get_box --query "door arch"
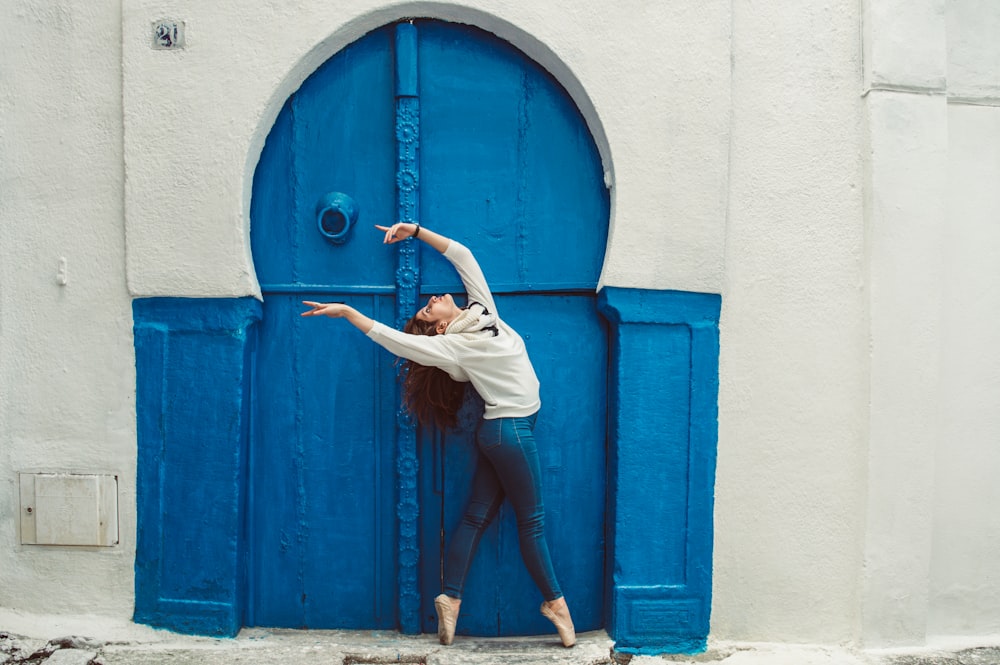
[249,19,609,635]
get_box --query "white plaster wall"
[121,0,732,298]
[0,2,137,617]
[862,89,947,647]
[713,0,868,643]
[858,0,948,647]
[929,101,1000,639]
[856,0,1000,646]
[926,0,1000,638]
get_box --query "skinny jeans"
[442,412,563,602]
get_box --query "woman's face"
[415,293,460,328]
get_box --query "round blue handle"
[315,192,359,244]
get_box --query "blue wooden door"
[250,20,608,634]
[249,26,400,629]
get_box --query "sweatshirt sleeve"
[366,320,458,369]
[444,242,497,315]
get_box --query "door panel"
[251,294,398,628]
[252,26,397,290]
[291,28,397,288]
[249,25,400,628]
[417,21,608,292]
[511,295,607,635]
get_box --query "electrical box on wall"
[19,473,119,547]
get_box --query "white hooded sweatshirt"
[366,241,541,419]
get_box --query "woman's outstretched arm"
[301,300,458,369]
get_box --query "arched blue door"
[250,20,609,635]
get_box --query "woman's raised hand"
[375,222,417,244]
[375,222,450,254]
[301,301,348,318]
[300,301,376,334]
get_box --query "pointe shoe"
[540,600,576,647]
[434,594,458,645]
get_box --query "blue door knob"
[315,192,359,244]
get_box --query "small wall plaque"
[20,472,119,547]
[152,20,185,50]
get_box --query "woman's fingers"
[301,301,327,316]
[374,222,411,244]
[301,301,352,318]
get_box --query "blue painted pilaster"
[598,287,721,654]
[133,297,261,636]
[394,20,422,634]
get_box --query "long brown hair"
[399,316,465,430]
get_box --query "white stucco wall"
[857,0,1000,646]
[2,0,1000,651]
[0,2,137,617]
[713,0,867,643]
[930,101,1000,639]
[928,0,1000,639]
[860,0,947,647]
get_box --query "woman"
[301,222,576,648]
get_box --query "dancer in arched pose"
[301,222,575,648]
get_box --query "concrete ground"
[1,612,998,665]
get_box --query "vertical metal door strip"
[393,21,422,633]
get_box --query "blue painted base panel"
[598,287,721,653]
[133,297,261,638]
[610,586,709,655]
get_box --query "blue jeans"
[442,412,563,602]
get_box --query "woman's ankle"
[545,597,568,612]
